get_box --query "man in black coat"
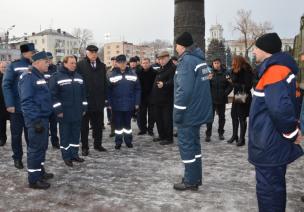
[0,62,9,146]
[137,58,156,136]
[77,45,107,156]
[150,51,176,145]
[205,58,233,142]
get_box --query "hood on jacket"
[180,47,205,61]
[257,52,298,78]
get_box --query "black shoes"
[126,143,133,148]
[115,144,121,150]
[29,180,50,190]
[236,139,245,147]
[219,134,225,140]
[173,182,199,191]
[205,136,211,142]
[82,149,89,156]
[94,145,107,152]
[0,139,6,146]
[14,160,24,169]
[72,157,85,163]
[153,137,163,142]
[227,136,238,144]
[148,131,154,136]
[52,142,60,149]
[160,140,173,145]
[64,160,73,167]
[42,171,54,180]
[301,196,304,202]
[138,131,146,135]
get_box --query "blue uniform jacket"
[173,47,213,127]
[49,66,87,122]
[2,57,31,112]
[107,67,141,111]
[249,52,303,167]
[18,67,53,127]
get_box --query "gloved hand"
[33,120,44,134]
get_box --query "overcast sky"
[0,0,303,44]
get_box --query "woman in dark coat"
[227,56,253,146]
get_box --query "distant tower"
[174,0,205,51]
[209,24,224,41]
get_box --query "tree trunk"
[174,0,205,51]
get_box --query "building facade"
[103,41,155,67]
[27,29,80,62]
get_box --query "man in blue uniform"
[173,32,213,191]
[19,51,54,189]
[44,52,60,149]
[49,56,87,167]
[249,33,303,211]
[2,43,35,169]
[108,55,141,149]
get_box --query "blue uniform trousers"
[27,118,49,184]
[255,165,287,212]
[49,112,59,145]
[177,125,202,185]
[113,111,133,145]
[59,120,81,160]
[10,113,28,160]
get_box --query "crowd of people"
[0,31,304,211]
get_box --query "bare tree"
[233,9,272,59]
[72,28,94,57]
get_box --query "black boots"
[173,182,199,191]
[227,135,238,144]
[29,180,50,190]
[14,160,24,169]
[0,139,6,146]
[236,120,247,147]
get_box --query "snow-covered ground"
[0,110,304,212]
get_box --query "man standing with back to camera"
[173,32,213,191]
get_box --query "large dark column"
[174,0,205,51]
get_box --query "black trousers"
[206,104,226,136]
[0,118,7,141]
[154,104,173,141]
[81,111,103,149]
[138,99,155,133]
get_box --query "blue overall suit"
[174,48,213,185]
[49,66,87,161]
[108,67,141,147]
[18,67,53,184]
[2,57,31,161]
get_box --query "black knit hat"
[176,32,194,47]
[255,33,282,54]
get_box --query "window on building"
[116,45,120,48]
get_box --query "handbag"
[234,86,248,104]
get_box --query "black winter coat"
[209,68,233,104]
[77,57,107,112]
[150,60,176,106]
[137,67,156,102]
[231,66,253,118]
